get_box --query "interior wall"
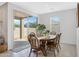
[77,28,79,56]
[0,3,14,50]
[39,9,77,44]
[7,3,14,50]
[0,3,8,44]
[0,9,2,36]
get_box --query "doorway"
[13,10,29,49]
[13,10,38,50]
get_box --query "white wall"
[0,3,14,50]
[7,3,14,50]
[0,3,8,44]
[77,28,79,56]
[0,9,2,36]
[39,9,77,44]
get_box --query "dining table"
[37,35,56,56]
[38,35,56,40]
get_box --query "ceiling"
[0,2,5,6]
[0,2,77,15]
[12,2,77,15]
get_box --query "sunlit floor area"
[0,43,77,57]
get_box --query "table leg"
[40,40,47,56]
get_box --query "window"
[50,16,60,24]
[24,16,38,28]
[14,19,20,39]
[14,19,20,28]
[50,16,61,33]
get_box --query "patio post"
[20,17,24,39]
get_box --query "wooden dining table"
[38,35,56,40]
[37,35,56,56]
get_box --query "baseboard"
[60,41,76,45]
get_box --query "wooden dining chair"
[28,32,47,57]
[56,33,62,50]
[46,33,61,56]
[46,38,57,56]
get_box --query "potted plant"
[36,24,46,36]
[43,30,50,36]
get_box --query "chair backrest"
[56,33,62,44]
[49,31,56,35]
[28,32,39,48]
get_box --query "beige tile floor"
[0,43,77,57]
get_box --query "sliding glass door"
[14,16,38,40]
[14,19,20,40]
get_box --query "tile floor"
[0,43,77,57]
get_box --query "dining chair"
[49,31,56,35]
[46,33,61,56]
[56,33,62,53]
[46,38,57,56]
[27,32,47,57]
